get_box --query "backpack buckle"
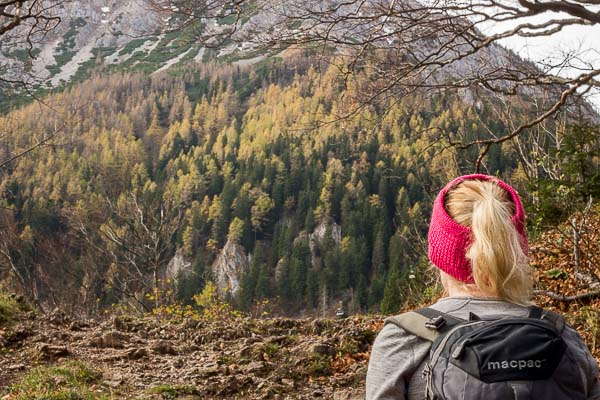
[425,316,446,330]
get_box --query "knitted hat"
[427,174,528,283]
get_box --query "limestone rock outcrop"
[211,239,250,296]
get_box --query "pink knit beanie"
[427,174,528,283]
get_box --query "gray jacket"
[366,297,600,400]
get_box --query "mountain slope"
[0,0,271,94]
[0,0,534,95]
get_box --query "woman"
[366,174,600,400]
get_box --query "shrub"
[151,281,243,322]
[0,293,28,325]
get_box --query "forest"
[0,52,598,317]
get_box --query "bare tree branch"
[534,289,600,302]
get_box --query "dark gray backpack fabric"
[386,306,587,400]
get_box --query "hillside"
[0,0,297,92]
[0,0,272,112]
[0,53,522,316]
[1,43,599,318]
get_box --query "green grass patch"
[176,46,201,64]
[148,384,199,399]
[6,361,108,400]
[53,50,77,68]
[306,354,333,376]
[545,268,568,279]
[45,64,62,75]
[262,342,280,358]
[91,47,118,58]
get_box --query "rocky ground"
[0,305,377,399]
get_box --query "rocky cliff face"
[213,221,342,297]
[2,1,161,86]
[211,239,250,296]
[309,220,342,258]
[1,0,267,90]
[165,249,193,284]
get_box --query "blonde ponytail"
[446,180,532,305]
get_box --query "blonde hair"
[445,180,532,305]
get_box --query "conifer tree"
[380,265,403,315]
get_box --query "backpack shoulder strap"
[385,307,467,342]
[528,305,566,333]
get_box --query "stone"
[125,347,148,360]
[266,335,288,345]
[281,378,295,387]
[151,340,177,355]
[197,366,220,378]
[47,308,69,325]
[90,330,130,348]
[113,316,129,331]
[166,249,193,285]
[1,326,32,347]
[68,321,89,331]
[243,361,267,374]
[237,345,253,358]
[211,238,250,296]
[310,342,335,356]
[183,319,200,330]
[104,374,124,388]
[6,363,26,371]
[37,343,70,359]
[172,358,184,368]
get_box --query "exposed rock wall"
[308,220,342,269]
[165,249,193,284]
[1,0,159,85]
[211,239,250,296]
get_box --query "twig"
[534,289,600,302]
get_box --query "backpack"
[386,306,587,400]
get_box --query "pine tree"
[227,217,245,243]
[277,257,292,302]
[394,187,410,228]
[255,262,270,299]
[388,231,406,274]
[306,267,318,309]
[380,265,403,315]
[251,192,275,233]
[371,226,387,277]
[368,276,385,311]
